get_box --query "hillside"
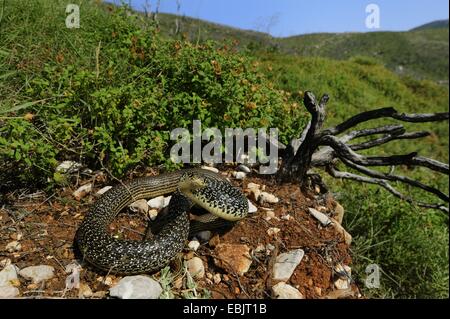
[153,12,449,82]
[412,19,449,31]
[1,0,448,299]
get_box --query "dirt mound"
[0,169,359,299]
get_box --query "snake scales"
[75,168,249,274]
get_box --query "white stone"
[237,164,251,173]
[334,278,350,290]
[246,182,261,190]
[96,186,112,196]
[213,273,221,284]
[148,209,159,221]
[55,161,83,174]
[186,257,205,279]
[5,241,21,253]
[147,196,165,209]
[259,192,279,204]
[248,200,258,213]
[72,184,92,200]
[267,227,281,236]
[308,208,331,226]
[200,166,219,173]
[331,218,352,245]
[163,196,172,207]
[334,264,352,290]
[272,282,304,299]
[65,261,82,273]
[0,285,19,298]
[0,259,11,268]
[109,276,162,299]
[333,202,345,225]
[264,210,278,221]
[273,249,305,281]
[129,199,149,215]
[19,265,55,283]
[78,283,93,298]
[187,240,201,251]
[0,265,18,287]
[281,214,291,221]
[232,171,246,180]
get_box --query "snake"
[75,168,249,274]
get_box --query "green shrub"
[0,3,307,187]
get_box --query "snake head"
[178,171,207,193]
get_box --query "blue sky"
[109,0,449,37]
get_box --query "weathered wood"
[277,91,449,213]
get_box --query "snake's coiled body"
[75,169,248,274]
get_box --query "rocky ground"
[0,163,360,299]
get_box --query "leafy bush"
[0,3,308,188]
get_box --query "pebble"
[200,166,219,173]
[95,186,112,196]
[0,285,19,298]
[247,182,261,190]
[264,210,277,221]
[6,241,21,253]
[0,264,18,287]
[214,244,252,275]
[333,202,345,225]
[314,287,322,296]
[19,265,55,283]
[78,283,93,298]
[281,214,291,221]
[330,218,352,245]
[147,196,165,209]
[129,199,149,215]
[308,208,331,226]
[237,164,251,173]
[109,276,162,299]
[334,264,352,290]
[186,257,205,279]
[187,240,201,251]
[0,259,11,268]
[273,249,305,281]
[148,209,159,221]
[247,200,258,213]
[73,183,92,200]
[213,273,221,284]
[55,161,83,174]
[259,192,279,204]
[272,282,304,299]
[267,227,280,236]
[232,171,246,180]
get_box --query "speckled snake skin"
[75,169,248,274]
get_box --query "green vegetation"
[0,0,448,298]
[258,52,449,298]
[0,0,306,188]
[153,13,449,81]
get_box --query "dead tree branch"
[277,91,449,213]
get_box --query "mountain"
[411,19,449,31]
[153,13,448,81]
